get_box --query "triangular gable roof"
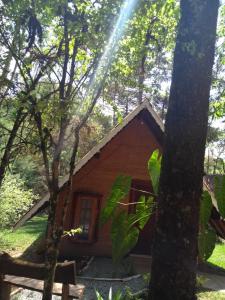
[14,101,164,229]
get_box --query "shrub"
[0,173,38,228]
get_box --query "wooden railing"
[0,252,84,299]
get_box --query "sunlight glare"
[86,0,138,101]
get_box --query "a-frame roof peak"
[14,101,164,229]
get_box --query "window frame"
[71,192,101,244]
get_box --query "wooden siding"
[56,115,162,258]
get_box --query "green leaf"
[95,288,123,300]
[135,195,154,230]
[148,149,162,194]
[108,287,112,300]
[111,211,139,264]
[95,289,103,300]
[0,174,37,228]
[200,191,212,228]
[99,175,132,226]
[215,175,225,218]
[198,225,216,261]
[63,227,82,237]
[113,290,123,300]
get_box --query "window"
[72,193,100,243]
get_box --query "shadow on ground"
[19,234,45,263]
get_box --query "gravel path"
[12,290,60,300]
[77,257,147,299]
[11,257,147,299]
[77,276,146,300]
[80,257,135,278]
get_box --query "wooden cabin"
[15,102,163,258]
[15,102,225,259]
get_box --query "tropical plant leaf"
[95,288,124,300]
[95,289,103,300]
[114,289,123,300]
[135,195,154,230]
[99,175,132,226]
[198,225,216,261]
[200,191,212,228]
[215,175,225,218]
[63,227,82,237]
[108,287,112,300]
[148,149,162,194]
[111,211,139,264]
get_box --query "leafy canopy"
[0,173,37,228]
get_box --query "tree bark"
[138,19,156,105]
[42,84,103,300]
[0,107,26,187]
[42,235,59,300]
[149,1,219,300]
[138,30,150,104]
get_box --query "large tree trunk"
[149,1,219,300]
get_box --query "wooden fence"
[0,252,84,299]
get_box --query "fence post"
[0,275,11,300]
[62,283,69,300]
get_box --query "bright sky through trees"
[86,0,138,102]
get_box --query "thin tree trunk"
[149,1,219,300]
[42,132,80,300]
[138,55,146,105]
[138,17,158,105]
[0,19,20,91]
[0,107,26,187]
[160,96,168,121]
[207,148,210,174]
[138,25,153,105]
[42,6,71,298]
[42,83,103,300]
[42,214,60,300]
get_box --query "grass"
[0,217,224,300]
[0,215,47,255]
[0,215,224,298]
[208,242,225,270]
[197,290,225,299]
[197,243,225,299]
